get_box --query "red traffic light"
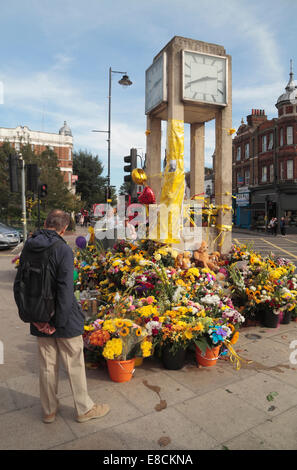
[39,183,48,197]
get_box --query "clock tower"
[145,36,232,253]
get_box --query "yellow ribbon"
[224,340,253,370]
[213,224,232,247]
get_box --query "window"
[245,143,249,159]
[69,148,72,160]
[236,147,241,160]
[244,168,250,185]
[287,160,294,179]
[287,126,293,145]
[280,161,284,180]
[262,135,267,152]
[280,128,284,146]
[268,133,273,150]
[237,171,242,184]
[15,142,20,151]
[261,166,267,182]
[270,164,274,182]
[31,144,35,152]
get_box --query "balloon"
[132,168,147,185]
[73,270,79,281]
[75,236,87,249]
[138,186,156,205]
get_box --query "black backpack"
[14,240,63,323]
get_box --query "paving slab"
[223,372,297,418]
[51,427,130,450]
[218,430,278,450]
[0,383,16,414]
[174,388,268,443]
[0,404,75,450]
[115,370,196,415]
[248,406,297,450]
[58,383,144,439]
[114,407,218,450]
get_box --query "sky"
[0,0,296,192]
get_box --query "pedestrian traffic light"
[124,148,137,183]
[26,164,40,193]
[38,183,48,198]
[8,154,19,193]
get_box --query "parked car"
[0,223,21,249]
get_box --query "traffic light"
[124,148,137,183]
[38,183,48,198]
[26,164,40,193]
[8,154,19,192]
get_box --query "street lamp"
[93,67,132,202]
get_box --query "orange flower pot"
[107,358,135,383]
[195,345,221,367]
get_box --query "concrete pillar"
[190,123,205,197]
[214,56,232,253]
[146,115,162,202]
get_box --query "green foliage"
[73,150,116,208]
[0,141,80,227]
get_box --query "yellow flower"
[84,325,95,331]
[102,319,116,333]
[124,319,133,327]
[135,328,142,337]
[115,319,124,328]
[230,332,239,345]
[184,330,193,340]
[119,327,129,337]
[103,338,123,360]
[141,340,153,358]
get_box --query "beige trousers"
[37,335,94,417]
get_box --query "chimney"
[247,109,267,127]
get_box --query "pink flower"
[146,296,154,304]
[129,305,136,310]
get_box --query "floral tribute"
[73,238,297,372]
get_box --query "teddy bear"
[193,240,219,272]
[175,251,192,270]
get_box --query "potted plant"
[100,318,152,382]
[192,319,235,367]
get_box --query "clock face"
[145,53,167,114]
[182,51,227,105]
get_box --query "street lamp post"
[93,67,132,202]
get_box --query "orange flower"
[119,327,129,337]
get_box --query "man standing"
[14,209,110,423]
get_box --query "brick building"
[232,64,297,229]
[0,121,76,192]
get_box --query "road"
[232,231,297,266]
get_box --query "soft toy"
[193,240,219,272]
[175,251,192,270]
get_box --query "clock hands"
[185,76,217,88]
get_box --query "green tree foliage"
[0,141,80,227]
[73,149,116,208]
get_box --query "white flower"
[114,292,121,302]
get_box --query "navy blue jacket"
[16,229,84,338]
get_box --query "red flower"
[152,316,159,321]
[152,328,159,336]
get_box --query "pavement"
[1,228,297,451]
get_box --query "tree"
[73,150,116,208]
[0,142,80,227]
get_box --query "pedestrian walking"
[13,209,110,423]
[79,214,84,227]
[280,216,286,236]
[272,217,278,236]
